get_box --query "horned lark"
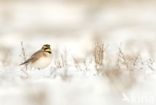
[20,44,52,69]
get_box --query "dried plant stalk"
[93,37,104,74]
[21,41,28,70]
[94,42,104,65]
[20,41,29,78]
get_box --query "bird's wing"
[29,50,44,63]
[20,50,43,65]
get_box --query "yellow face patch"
[45,49,52,54]
[42,44,51,54]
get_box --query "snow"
[0,0,156,105]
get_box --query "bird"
[20,44,52,69]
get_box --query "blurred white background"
[0,0,156,105]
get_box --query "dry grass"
[117,48,139,70]
[16,37,155,91]
[21,42,28,70]
[73,57,85,71]
[104,67,136,91]
[20,42,29,78]
[102,49,139,91]
[93,36,105,74]
[109,49,140,90]
[54,54,66,69]
[92,37,142,91]
[54,50,71,81]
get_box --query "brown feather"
[20,44,51,66]
[20,50,44,65]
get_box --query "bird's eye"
[44,48,48,50]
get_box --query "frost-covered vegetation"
[0,0,156,105]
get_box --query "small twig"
[93,38,105,74]
[21,42,29,78]
[118,48,129,69]
[20,42,29,78]
[21,41,28,70]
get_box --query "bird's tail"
[20,59,30,65]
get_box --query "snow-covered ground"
[0,0,156,105]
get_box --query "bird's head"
[41,44,52,54]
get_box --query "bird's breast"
[31,55,52,69]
